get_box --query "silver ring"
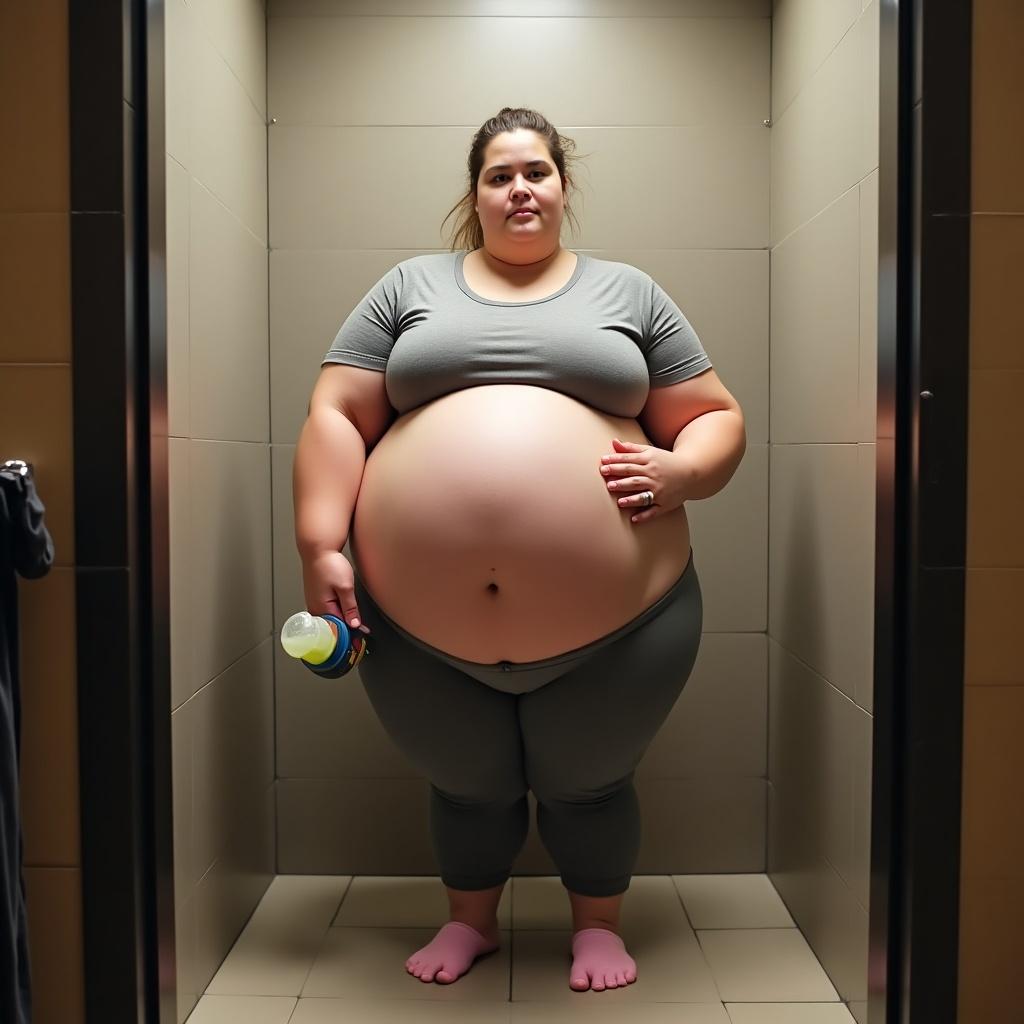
[642,490,654,506]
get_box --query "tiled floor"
[186,874,858,1024]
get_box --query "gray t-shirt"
[321,250,712,418]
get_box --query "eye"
[493,170,545,182]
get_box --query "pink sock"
[570,927,638,991]
[405,921,499,984]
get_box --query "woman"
[293,107,746,993]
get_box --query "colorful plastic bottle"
[280,611,369,678]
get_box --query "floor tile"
[512,875,691,936]
[184,994,296,1024]
[230,875,350,934]
[333,875,512,929]
[301,926,511,1000]
[290,998,512,1022]
[197,876,854,1022]
[206,876,350,995]
[510,1002,731,1022]
[204,931,327,998]
[510,929,721,1003]
[672,874,795,929]
[697,929,839,1002]
[725,1003,857,1023]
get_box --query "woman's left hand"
[599,437,692,524]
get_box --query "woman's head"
[442,107,585,255]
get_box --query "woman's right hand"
[301,549,371,634]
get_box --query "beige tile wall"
[959,1,1024,1019]
[765,2,878,1020]
[165,0,275,1021]
[0,3,85,1023]
[266,0,775,878]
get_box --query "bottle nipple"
[281,611,339,664]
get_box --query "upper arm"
[638,367,744,451]
[309,363,396,449]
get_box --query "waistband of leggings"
[358,547,696,674]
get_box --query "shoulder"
[361,253,455,297]
[390,251,458,277]
[578,254,653,295]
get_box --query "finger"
[616,490,654,506]
[318,595,343,617]
[340,602,372,634]
[608,476,646,490]
[630,507,659,523]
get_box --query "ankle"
[450,914,498,935]
[445,881,504,934]
[573,920,620,937]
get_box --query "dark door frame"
[870,1,972,1019]
[65,1,969,1021]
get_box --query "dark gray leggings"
[351,551,703,898]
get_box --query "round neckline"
[455,249,587,306]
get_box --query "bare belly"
[350,384,691,663]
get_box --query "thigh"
[518,563,703,796]
[354,575,526,801]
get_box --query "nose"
[510,176,531,200]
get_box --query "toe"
[571,976,589,990]
[435,970,454,983]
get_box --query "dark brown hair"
[440,107,588,252]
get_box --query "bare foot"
[569,927,638,991]
[405,920,500,984]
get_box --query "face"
[473,129,567,255]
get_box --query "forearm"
[671,408,746,500]
[293,406,366,561]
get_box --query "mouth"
[509,210,537,218]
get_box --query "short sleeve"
[641,274,712,387]
[321,262,404,370]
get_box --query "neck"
[478,245,563,273]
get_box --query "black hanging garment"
[0,462,54,1024]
